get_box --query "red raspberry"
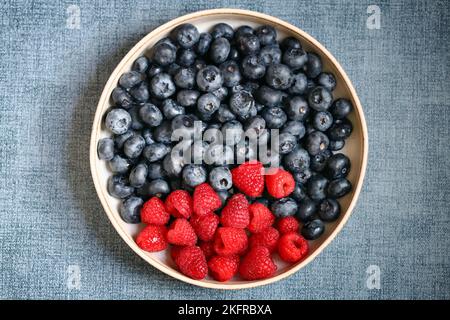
[208,255,240,282]
[190,212,219,242]
[220,193,250,229]
[165,190,193,219]
[140,197,170,225]
[248,202,275,234]
[278,232,309,263]
[170,245,183,262]
[167,218,197,246]
[239,246,277,280]
[213,227,248,256]
[174,246,208,280]
[198,241,215,259]
[193,183,222,216]
[276,216,300,234]
[135,225,167,252]
[231,161,264,197]
[248,226,280,253]
[265,168,295,199]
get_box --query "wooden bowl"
[89,8,368,289]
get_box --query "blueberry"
[119,71,143,89]
[173,67,196,89]
[293,169,312,184]
[177,89,200,107]
[139,103,163,127]
[162,99,185,120]
[128,105,145,130]
[220,60,242,87]
[132,56,149,73]
[311,149,331,172]
[107,174,134,199]
[166,63,182,76]
[196,65,223,92]
[277,132,298,155]
[282,47,307,70]
[281,37,302,50]
[205,144,234,166]
[146,162,167,180]
[129,82,149,102]
[329,98,353,120]
[123,135,145,158]
[162,153,185,177]
[217,190,231,207]
[114,130,134,149]
[288,72,308,95]
[312,111,333,131]
[235,25,254,39]
[237,33,260,55]
[147,64,163,78]
[227,47,240,60]
[209,166,232,191]
[216,104,236,123]
[197,93,220,117]
[308,86,333,112]
[111,87,133,109]
[304,53,322,78]
[307,174,329,201]
[193,58,207,72]
[258,45,282,65]
[195,32,213,55]
[237,105,257,122]
[295,198,317,222]
[105,108,131,135]
[129,163,148,187]
[305,131,329,156]
[229,91,255,119]
[152,43,176,66]
[171,114,198,138]
[281,121,306,138]
[305,122,316,135]
[209,37,231,64]
[301,219,325,240]
[284,148,310,173]
[143,143,170,162]
[108,155,131,174]
[255,25,277,46]
[149,73,176,99]
[152,120,172,144]
[241,54,266,79]
[316,72,336,91]
[221,120,244,145]
[142,128,155,145]
[211,23,234,40]
[261,106,287,129]
[265,63,293,90]
[97,138,115,160]
[318,198,340,222]
[244,115,266,137]
[232,81,260,95]
[254,85,282,107]
[211,87,228,101]
[119,196,143,224]
[291,183,308,202]
[172,23,200,48]
[155,37,177,48]
[182,164,207,187]
[327,118,353,140]
[177,48,196,67]
[325,153,350,179]
[271,197,298,218]
[329,139,345,151]
[147,179,171,197]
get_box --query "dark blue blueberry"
[197,93,220,117]
[176,89,200,107]
[149,73,176,99]
[209,166,232,191]
[216,104,236,123]
[111,87,133,109]
[281,36,302,50]
[114,130,134,149]
[255,25,277,46]
[318,198,340,222]
[329,98,353,120]
[211,23,234,40]
[241,54,266,80]
[265,63,293,90]
[325,153,350,179]
[296,198,317,222]
[219,60,242,87]
[129,82,149,102]
[277,132,298,155]
[327,118,353,140]
[235,25,254,39]
[211,87,228,101]
[271,197,298,218]
[147,64,163,78]
[143,143,170,162]
[196,65,223,92]
[155,37,177,48]
[281,121,306,138]
[152,42,176,66]
[221,120,244,145]
[119,71,143,89]
[205,144,234,166]
[327,178,352,198]
[171,23,200,48]
[229,91,255,119]
[177,48,197,67]
[209,37,231,64]
[119,196,143,224]
[312,111,333,131]
[107,174,134,199]
[182,164,207,187]
[301,219,325,240]
[254,85,282,107]
[132,56,149,73]
[160,99,183,120]
[288,72,308,95]
[171,114,198,138]
[305,131,329,156]
[105,108,131,135]
[316,72,336,91]
[237,104,257,122]
[244,115,266,137]
[307,174,329,201]
[147,179,171,197]
[308,86,333,111]
[152,120,172,144]
[139,103,163,127]
[258,45,282,66]
[329,139,345,151]
[237,33,260,55]
[291,183,308,202]
[195,32,213,55]
[293,169,312,184]
[310,149,332,172]
[97,138,115,160]
[166,62,181,76]
[128,105,145,130]
[123,134,145,158]
[283,47,307,70]
[162,153,185,177]
[142,128,155,145]
[283,148,310,173]
[147,162,167,180]
[305,122,316,135]
[304,53,322,78]
[227,47,240,60]
[193,58,207,72]
[261,106,287,129]
[231,81,260,95]
[129,163,148,187]
[173,67,196,89]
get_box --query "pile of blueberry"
[97,22,353,240]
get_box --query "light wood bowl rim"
[89,8,368,290]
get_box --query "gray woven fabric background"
[0,0,449,299]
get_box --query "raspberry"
[265,168,295,199]
[165,190,193,219]
[208,255,240,282]
[213,227,248,256]
[193,183,222,216]
[278,232,309,263]
[190,212,219,242]
[140,197,170,225]
[231,161,264,197]
[198,241,215,259]
[220,193,250,229]
[174,246,208,280]
[239,246,277,280]
[170,245,183,262]
[276,216,300,234]
[248,226,280,253]
[248,202,275,234]
[135,225,167,252]
[167,218,197,246]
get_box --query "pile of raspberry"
[135,161,308,281]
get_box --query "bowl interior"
[90,9,367,289]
